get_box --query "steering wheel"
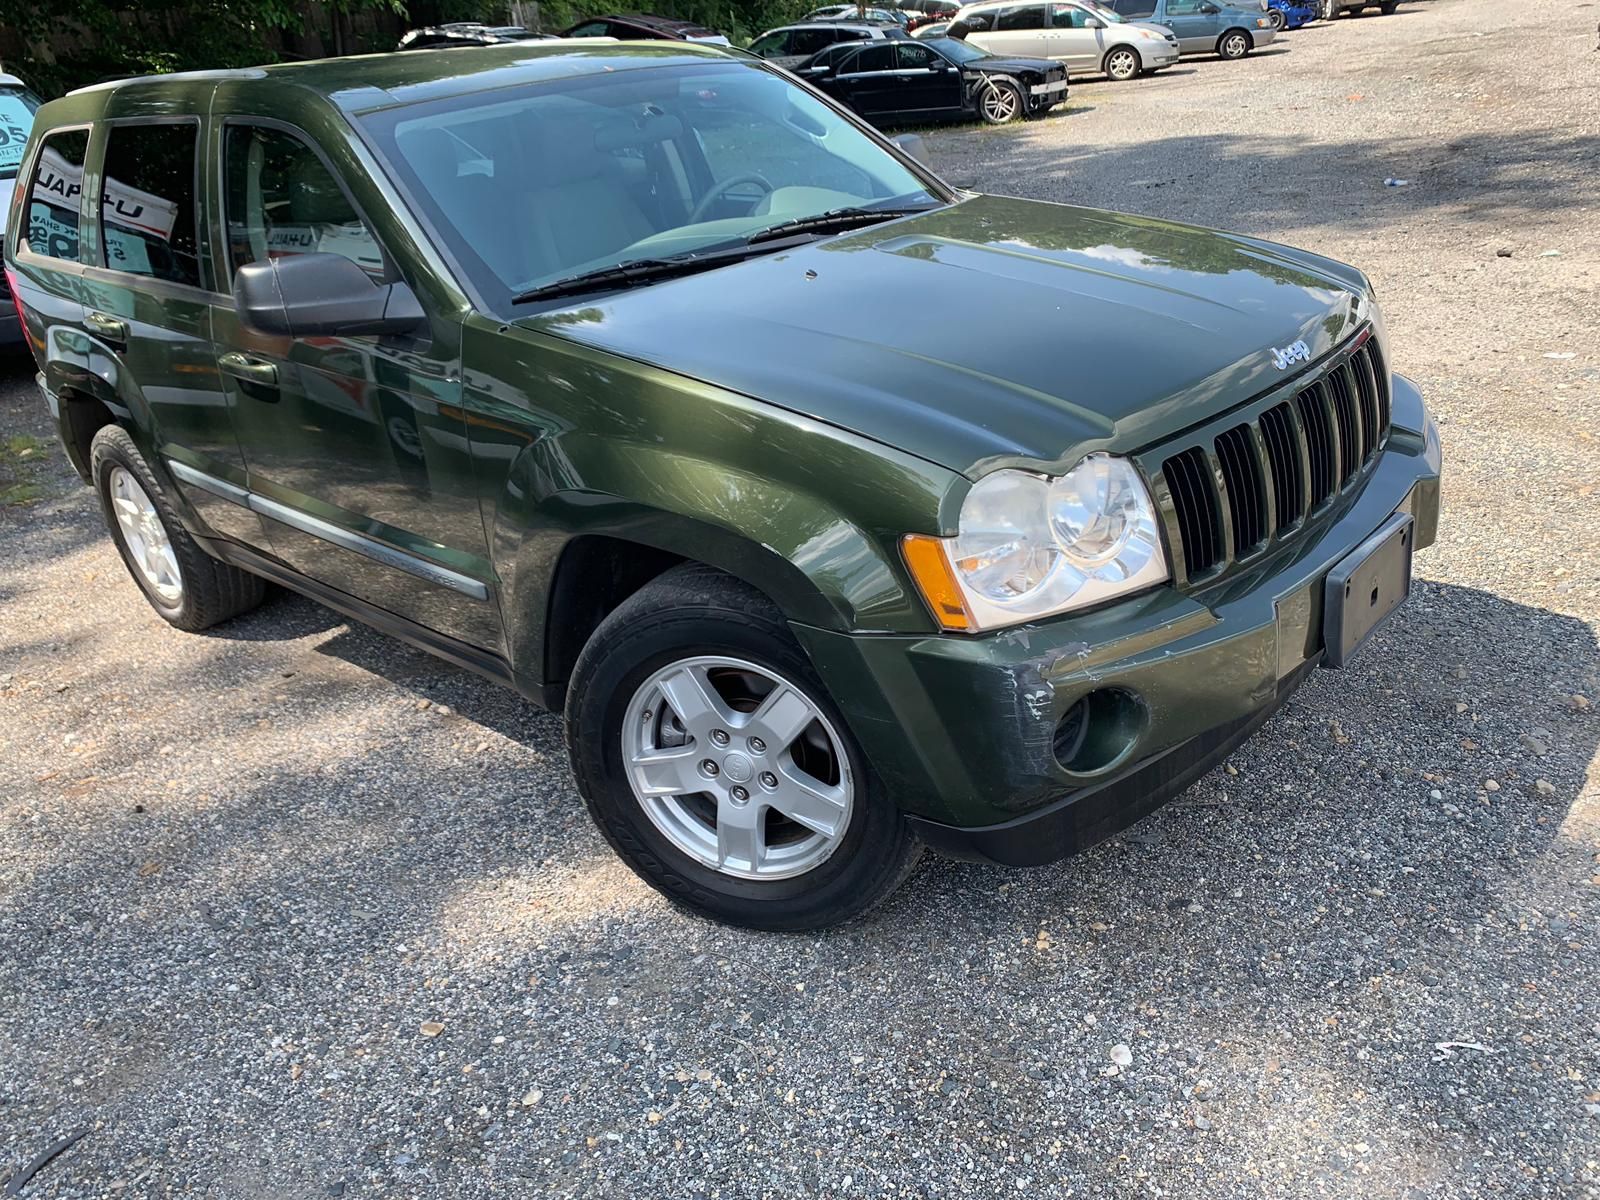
[690,173,774,223]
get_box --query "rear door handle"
[218,352,279,390]
[85,311,128,343]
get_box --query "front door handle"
[218,352,279,390]
[85,311,128,343]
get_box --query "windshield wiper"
[744,205,936,246]
[510,248,756,304]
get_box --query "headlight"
[1255,16,1270,25]
[903,455,1168,632]
[1135,28,1158,38]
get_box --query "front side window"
[99,123,202,287]
[956,7,998,30]
[24,129,88,261]
[0,87,41,182]
[223,124,384,282]
[361,61,942,312]
[567,21,611,36]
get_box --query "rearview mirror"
[891,132,932,168]
[233,252,425,339]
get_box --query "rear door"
[973,4,1050,56]
[83,103,266,546]
[833,43,901,118]
[206,113,500,651]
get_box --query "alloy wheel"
[621,655,854,880]
[981,82,1019,123]
[1107,49,1139,80]
[1222,32,1249,56]
[107,466,184,604]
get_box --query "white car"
[951,0,1180,80]
[747,22,906,68]
[0,72,42,346]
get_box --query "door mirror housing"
[1084,14,1105,25]
[233,253,426,338]
[891,132,933,168]
[1199,2,1220,10]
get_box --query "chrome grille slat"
[1155,336,1391,588]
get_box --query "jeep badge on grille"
[1270,340,1312,370]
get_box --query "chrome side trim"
[168,459,250,506]
[165,459,490,601]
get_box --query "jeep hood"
[524,194,1376,476]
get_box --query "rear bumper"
[0,310,21,348]
[794,374,1441,853]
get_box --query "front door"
[81,107,266,547]
[1040,3,1107,69]
[893,42,965,116]
[1161,0,1218,51]
[207,116,501,652]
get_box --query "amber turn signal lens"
[901,534,974,631]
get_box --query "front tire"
[1217,28,1252,58]
[977,78,1024,124]
[565,565,922,930]
[90,425,266,632]
[1379,1,1398,11]
[1266,7,1286,30]
[1103,45,1143,81]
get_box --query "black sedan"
[794,37,1068,126]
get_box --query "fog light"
[1053,688,1146,774]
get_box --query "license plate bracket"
[1322,513,1414,669]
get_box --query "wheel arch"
[1217,26,1254,54]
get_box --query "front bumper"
[794,375,1441,861]
[1142,42,1182,67]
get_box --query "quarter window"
[224,125,384,281]
[24,129,88,262]
[99,123,202,288]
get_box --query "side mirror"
[1085,14,1105,25]
[891,132,933,168]
[233,252,425,339]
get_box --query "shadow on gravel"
[940,124,1600,235]
[1,572,1595,1194]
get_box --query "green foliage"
[0,0,823,97]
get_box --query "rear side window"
[0,88,40,181]
[99,123,202,288]
[224,125,384,281]
[24,129,89,262]
[997,4,1048,28]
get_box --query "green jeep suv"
[6,43,1440,929]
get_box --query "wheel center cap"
[721,751,754,784]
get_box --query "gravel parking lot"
[2,0,1597,1195]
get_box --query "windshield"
[928,37,989,62]
[361,61,942,310]
[0,86,41,181]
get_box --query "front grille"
[1155,333,1390,586]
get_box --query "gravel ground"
[2,0,1598,1195]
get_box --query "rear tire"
[565,564,922,931]
[1379,1,1398,11]
[90,425,266,632]
[1103,45,1142,81]
[1217,28,1252,58]
[1320,0,1338,18]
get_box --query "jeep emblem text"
[1270,340,1311,370]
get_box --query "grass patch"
[0,434,53,508]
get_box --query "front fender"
[461,319,962,682]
